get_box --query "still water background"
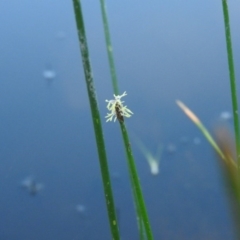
[0,0,240,239]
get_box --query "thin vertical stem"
[221,0,240,168]
[120,123,154,240]
[99,1,153,238]
[72,1,120,239]
[99,0,119,95]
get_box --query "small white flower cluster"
[105,91,133,122]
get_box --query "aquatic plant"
[71,0,153,239]
[135,139,162,176]
[72,1,120,239]
[98,0,154,238]
[97,0,154,239]
[71,0,239,239]
[176,100,236,167]
[105,91,133,122]
[176,1,240,237]
[176,100,240,238]
[176,101,226,161]
[221,0,240,167]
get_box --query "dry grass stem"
[176,100,200,124]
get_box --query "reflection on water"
[193,137,202,145]
[166,143,177,153]
[136,138,162,175]
[20,176,44,196]
[220,111,232,121]
[42,69,56,80]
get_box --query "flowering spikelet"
[105,91,133,122]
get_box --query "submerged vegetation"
[135,138,162,175]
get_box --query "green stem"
[120,122,154,240]
[128,151,147,240]
[98,1,153,238]
[221,0,240,168]
[99,0,119,95]
[72,1,120,239]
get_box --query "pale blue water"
[0,0,240,239]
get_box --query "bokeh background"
[0,0,240,239]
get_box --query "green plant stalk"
[195,122,225,159]
[120,122,154,240]
[99,0,119,95]
[177,100,240,237]
[72,1,120,239]
[125,162,146,239]
[100,0,151,237]
[176,100,237,167]
[215,129,240,239]
[221,0,240,168]
[99,0,153,238]
[135,196,146,240]
[221,165,240,239]
[124,135,148,240]
[128,156,147,240]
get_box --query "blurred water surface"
[0,0,240,239]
